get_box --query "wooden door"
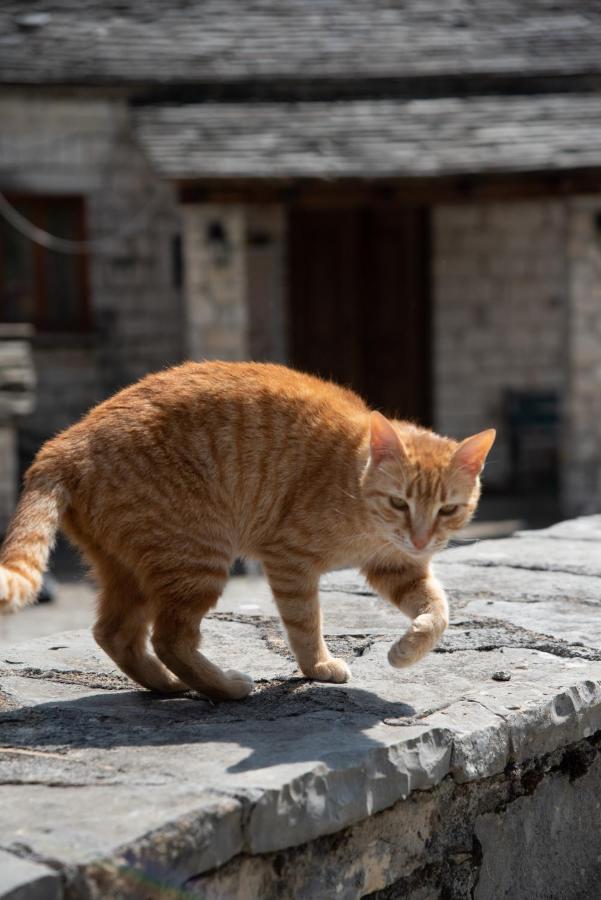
[288,206,431,423]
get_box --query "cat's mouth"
[394,535,448,558]
[396,536,432,558]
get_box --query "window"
[0,195,90,332]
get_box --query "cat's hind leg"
[62,509,184,693]
[263,561,351,684]
[92,558,186,693]
[148,564,254,701]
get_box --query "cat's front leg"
[365,565,449,667]
[263,562,351,683]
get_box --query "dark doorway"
[288,206,431,423]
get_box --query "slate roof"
[1,1,601,88]
[133,94,601,180]
[4,2,601,181]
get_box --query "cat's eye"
[439,504,459,516]
[389,496,408,511]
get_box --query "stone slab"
[442,534,601,577]
[516,514,601,542]
[0,848,62,900]
[2,518,601,897]
[184,736,601,900]
[218,571,405,635]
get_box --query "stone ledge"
[186,735,601,900]
[2,517,601,898]
[0,848,61,900]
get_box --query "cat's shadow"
[0,679,417,774]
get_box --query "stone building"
[1,2,601,513]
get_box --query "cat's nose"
[411,532,429,550]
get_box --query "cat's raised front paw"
[306,657,351,684]
[388,633,433,668]
[388,611,445,669]
[388,639,416,668]
[224,669,254,700]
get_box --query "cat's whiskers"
[359,534,408,571]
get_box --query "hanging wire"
[0,189,164,255]
[0,121,169,254]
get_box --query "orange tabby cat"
[0,362,494,700]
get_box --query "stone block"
[2,520,601,896]
[475,757,601,900]
[0,849,62,900]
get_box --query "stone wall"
[182,204,248,361]
[3,86,601,517]
[0,425,17,534]
[187,739,601,900]
[0,90,184,467]
[180,195,601,514]
[183,202,287,364]
[433,200,568,489]
[4,519,601,898]
[563,196,601,514]
[0,330,35,531]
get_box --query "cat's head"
[361,412,495,559]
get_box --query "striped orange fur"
[0,362,494,700]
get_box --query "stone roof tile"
[132,94,601,179]
[0,1,601,86]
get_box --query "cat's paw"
[224,669,254,700]
[388,639,417,668]
[306,657,351,684]
[388,633,433,668]
[388,613,445,669]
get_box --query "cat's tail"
[0,471,66,613]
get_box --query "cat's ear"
[369,412,407,466]
[452,429,496,477]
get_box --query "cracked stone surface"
[2,517,601,898]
